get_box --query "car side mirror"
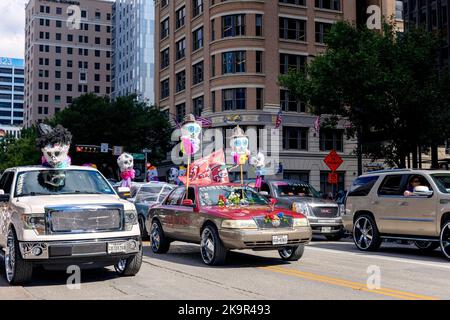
[413,186,433,197]
[182,199,195,207]
[0,190,9,202]
[116,187,131,199]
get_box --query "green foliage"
[279,20,450,167]
[0,127,40,172]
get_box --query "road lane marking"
[307,246,450,270]
[260,266,438,300]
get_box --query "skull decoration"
[250,152,266,177]
[230,126,250,165]
[117,153,135,188]
[146,164,159,182]
[167,167,179,184]
[36,124,72,169]
[180,114,202,156]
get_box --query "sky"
[0,0,28,59]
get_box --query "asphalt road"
[1,237,449,300]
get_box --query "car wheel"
[439,221,450,260]
[200,225,227,266]
[4,228,33,285]
[138,215,149,241]
[414,240,440,252]
[114,246,143,276]
[353,215,381,251]
[278,245,305,261]
[150,220,170,254]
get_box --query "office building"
[0,57,24,127]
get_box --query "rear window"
[348,175,379,197]
[378,175,405,196]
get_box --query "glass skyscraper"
[0,57,24,127]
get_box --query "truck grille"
[48,206,122,233]
[311,206,339,218]
[253,216,294,229]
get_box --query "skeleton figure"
[167,167,179,184]
[250,152,266,188]
[117,153,135,188]
[230,126,250,165]
[180,114,202,156]
[36,124,72,169]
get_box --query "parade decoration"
[250,152,266,189]
[36,123,72,169]
[167,167,180,184]
[230,125,250,186]
[264,212,288,227]
[146,163,159,182]
[117,152,135,188]
[178,150,229,186]
[180,114,202,190]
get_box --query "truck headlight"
[22,214,46,234]
[292,202,311,216]
[124,210,138,231]
[221,219,258,229]
[293,218,309,227]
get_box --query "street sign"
[142,148,151,153]
[324,150,343,172]
[131,153,145,161]
[113,146,123,156]
[101,143,109,153]
[328,172,338,184]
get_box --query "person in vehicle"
[404,176,422,196]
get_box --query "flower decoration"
[228,192,241,205]
[218,195,227,207]
[277,212,289,223]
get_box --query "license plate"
[321,227,332,233]
[318,220,333,224]
[107,242,127,254]
[272,235,288,245]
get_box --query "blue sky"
[0,0,27,59]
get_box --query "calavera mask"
[230,136,249,155]
[168,167,179,180]
[117,153,134,172]
[42,143,70,168]
[181,122,201,140]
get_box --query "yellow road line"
[260,265,438,300]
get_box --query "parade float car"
[147,184,312,265]
[242,180,345,241]
[0,165,142,285]
[342,169,450,260]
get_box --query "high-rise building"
[24,0,113,127]
[155,0,360,193]
[112,0,155,103]
[402,0,450,67]
[0,57,24,127]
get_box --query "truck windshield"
[431,174,450,194]
[15,169,115,197]
[272,182,320,198]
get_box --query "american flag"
[314,115,321,134]
[195,115,213,128]
[274,107,283,129]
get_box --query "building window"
[192,61,204,85]
[161,48,169,69]
[176,103,186,123]
[315,0,340,11]
[279,17,307,41]
[161,79,170,99]
[211,91,216,112]
[319,129,343,152]
[211,55,216,77]
[222,88,246,110]
[161,0,168,8]
[176,6,185,29]
[280,53,306,74]
[193,96,204,116]
[256,88,263,110]
[283,127,308,150]
[211,19,216,41]
[192,0,203,18]
[175,70,186,92]
[320,171,345,195]
[222,51,246,74]
[255,14,263,36]
[315,22,332,43]
[192,27,203,51]
[256,51,263,73]
[222,15,245,37]
[280,90,305,112]
[279,0,306,5]
[161,18,169,39]
[176,38,186,60]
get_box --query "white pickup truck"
[0,165,142,285]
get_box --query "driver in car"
[404,176,422,197]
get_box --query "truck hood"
[15,194,135,214]
[201,205,305,220]
[277,196,338,207]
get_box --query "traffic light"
[76,145,100,153]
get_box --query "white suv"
[342,169,450,260]
[0,165,142,284]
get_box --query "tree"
[279,20,450,169]
[50,94,173,165]
[0,127,40,172]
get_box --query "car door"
[158,187,186,237]
[0,171,14,248]
[374,174,409,234]
[180,187,203,242]
[395,174,438,236]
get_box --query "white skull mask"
[181,122,202,140]
[117,153,134,172]
[42,144,70,168]
[230,136,249,155]
[168,168,179,180]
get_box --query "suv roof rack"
[364,168,413,175]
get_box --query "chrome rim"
[279,247,293,259]
[151,222,160,252]
[440,222,450,259]
[5,230,15,283]
[116,259,127,273]
[353,217,373,250]
[200,228,215,264]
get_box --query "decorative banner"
[328,172,338,184]
[178,150,229,186]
